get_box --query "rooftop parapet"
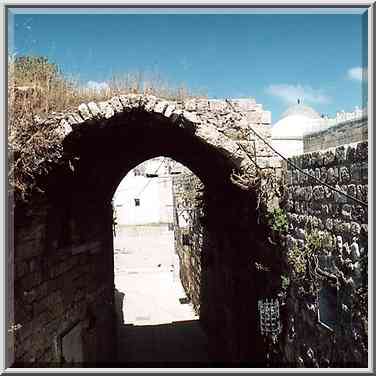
[303,107,367,137]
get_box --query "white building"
[271,102,322,158]
[113,157,182,226]
[271,103,367,158]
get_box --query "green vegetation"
[281,274,290,290]
[305,229,325,255]
[287,244,307,276]
[287,229,325,282]
[268,207,288,235]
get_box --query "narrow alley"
[113,224,210,365]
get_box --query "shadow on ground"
[114,288,212,367]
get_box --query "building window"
[134,198,140,207]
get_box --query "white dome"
[272,104,322,139]
[281,103,320,120]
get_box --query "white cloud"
[86,80,110,92]
[347,67,367,81]
[265,84,331,104]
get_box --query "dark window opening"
[134,198,140,207]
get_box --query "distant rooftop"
[280,103,321,120]
[272,103,367,139]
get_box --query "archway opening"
[38,97,268,366]
[112,157,210,364]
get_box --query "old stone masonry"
[9,93,367,367]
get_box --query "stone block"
[110,96,123,114]
[341,204,352,220]
[299,169,308,184]
[313,186,325,200]
[164,104,176,118]
[321,204,329,216]
[298,214,308,226]
[335,145,346,164]
[286,200,294,211]
[350,163,361,183]
[324,186,332,200]
[361,162,368,183]
[297,239,305,250]
[301,154,309,169]
[183,99,196,112]
[286,170,293,185]
[97,101,114,119]
[333,185,347,204]
[209,100,227,112]
[196,99,209,113]
[340,166,351,183]
[320,167,327,183]
[57,119,72,137]
[87,102,101,119]
[326,167,337,184]
[314,168,321,180]
[346,145,356,163]
[246,111,262,123]
[153,100,169,114]
[333,219,342,234]
[78,104,92,121]
[295,201,302,213]
[296,227,305,239]
[142,95,157,112]
[72,113,85,125]
[352,205,366,222]
[351,222,361,236]
[355,142,368,162]
[363,185,368,203]
[323,150,335,166]
[306,169,315,184]
[341,222,351,236]
[347,184,357,199]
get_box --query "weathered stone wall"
[10,94,280,366]
[172,172,203,313]
[303,117,368,153]
[11,195,116,366]
[170,136,284,364]
[280,141,368,367]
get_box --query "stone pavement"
[113,225,210,365]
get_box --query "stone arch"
[13,94,277,366]
[54,94,255,199]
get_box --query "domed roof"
[272,103,322,139]
[280,103,321,120]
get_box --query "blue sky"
[8,9,368,122]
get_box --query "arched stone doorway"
[12,95,278,366]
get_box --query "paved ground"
[113,224,210,365]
